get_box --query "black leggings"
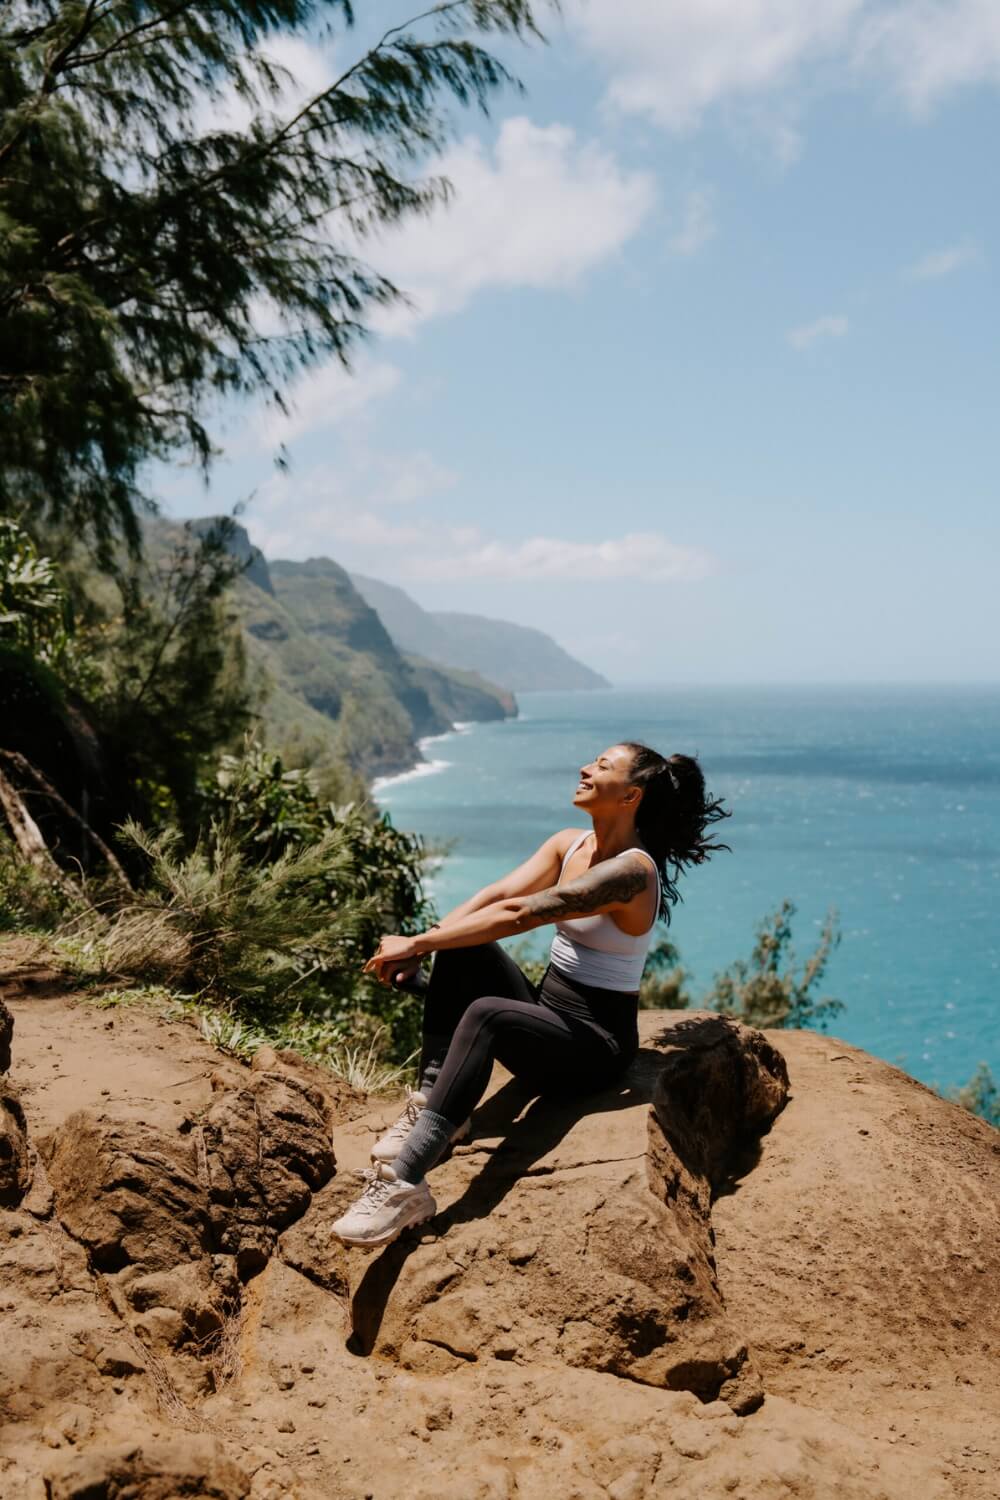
[419,944,639,1128]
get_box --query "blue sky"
[158,1,1000,685]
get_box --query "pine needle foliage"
[94,813,376,1002]
[85,520,253,833]
[73,741,434,1055]
[1,0,549,562]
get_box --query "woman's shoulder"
[552,827,591,856]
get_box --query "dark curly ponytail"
[621,742,732,922]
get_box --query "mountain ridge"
[349,570,610,693]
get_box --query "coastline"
[371,721,475,798]
[357,683,1000,1094]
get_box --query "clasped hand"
[364,933,421,986]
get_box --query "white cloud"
[245,452,458,558]
[260,359,401,447]
[571,0,864,133]
[371,116,656,328]
[787,313,849,349]
[858,1,1000,112]
[904,241,981,280]
[247,472,717,582]
[668,188,717,256]
[571,0,1000,140]
[405,531,717,582]
[247,115,654,447]
[369,450,459,506]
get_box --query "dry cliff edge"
[1,953,998,1499]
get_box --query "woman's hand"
[364,934,420,986]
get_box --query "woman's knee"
[452,994,507,1039]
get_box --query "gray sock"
[392,1108,456,1186]
[418,1034,451,1095]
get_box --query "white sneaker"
[330,1163,436,1249]
[370,1089,472,1164]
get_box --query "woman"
[331,741,730,1249]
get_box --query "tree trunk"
[0,766,81,899]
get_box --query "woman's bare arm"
[432,830,575,929]
[380,853,650,964]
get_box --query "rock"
[0,1207,138,1438]
[251,1044,368,1121]
[41,1111,209,1272]
[45,1435,251,1498]
[0,1077,31,1207]
[202,1071,337,1278]
[6,971,1000,1500]
[278,1179,351,1297]
[0,993,12,1072]
[646,1012,789,1209]
[712,1029,1000,1482]
[20,1145,54,1219]
[94,1337,146,1376]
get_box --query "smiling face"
[572,744,642,816]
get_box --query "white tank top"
[547,831,661,992]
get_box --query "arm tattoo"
[517,854,649,926]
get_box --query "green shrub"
[639,938,692,1010]
[947,1063,1000,1129]
[702,899,843,1030]
[65,744,434,1061]
[0,519,70,664]
[0,834,81,932]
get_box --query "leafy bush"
[702,900,843,1030]
[638,938,691,1010]
[0,519,68,661]
[0,833,81,932]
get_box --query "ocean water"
[373,685,1000,1093]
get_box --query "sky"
[157,0,1000,686]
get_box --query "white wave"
[372,758,451,796]
[419,719,477,749]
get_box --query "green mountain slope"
[189,531,515,781]
[349,572,610,692]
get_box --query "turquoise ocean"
[373,685,1000,1094]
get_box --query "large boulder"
[712,1030,1000,1482]
[291,1012,788,1413]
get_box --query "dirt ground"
[2,941,999,1499]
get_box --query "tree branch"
[0,750,133,892]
